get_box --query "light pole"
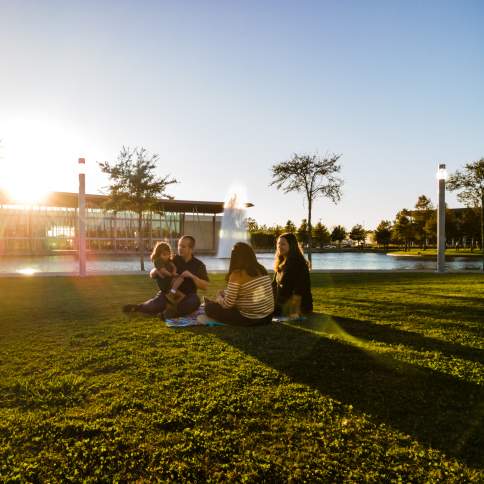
[78,157,86,277]
[436,163,447,273]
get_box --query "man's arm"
[179,270,209,290]
[193,274,209,291]
[150,267,171,278]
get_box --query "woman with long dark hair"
[204,242,274,326]
[273,232,313,317]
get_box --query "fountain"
[217,191,249,258]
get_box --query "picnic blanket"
[165,307,306,327]
[164,306,225,328]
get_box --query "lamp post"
[436,163,447,273]
[78,157,86,277]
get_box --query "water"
[0,252,480,274]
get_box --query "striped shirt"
[220,275,275,319]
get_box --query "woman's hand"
[214,290,225,305]
[287,294,302,318]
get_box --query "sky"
[0,0,483,230]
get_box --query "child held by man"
[150,241,185,304]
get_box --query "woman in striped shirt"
[204,242,274,326]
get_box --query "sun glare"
[7,183,49,205]
[16,268,38,276]
[0,115,85,204]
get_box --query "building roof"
[0,190,228,214]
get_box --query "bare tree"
[99,146,178,271]
[270,153,343,265]
[447,158,484,271]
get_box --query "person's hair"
[227,242,267,280]
[180,235,196,249]
[150,241,172,262]
[274,232,309,272]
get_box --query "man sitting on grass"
[123,235,209,319]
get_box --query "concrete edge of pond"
[387,253,482,260]
[0,269,482,278]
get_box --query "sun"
[5,179,49,205]
[0,115,84,204]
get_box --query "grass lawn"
[0,273,483,482]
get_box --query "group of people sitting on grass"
[122,232,313,326]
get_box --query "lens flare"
[16,267,38,276]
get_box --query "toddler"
[150,241,185,305]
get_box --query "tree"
[413,195,433,249]
[447,158,484,271]
[349,224,367,247]
[271,152,343,265]
[250,231,276,249]
[393,209,416,251]
[246,217,258,232]
[424,212,437,246]
[296,219,309,246]
[374,220,392,249]
[415,195,433,211]
[272,224,284,238]
[284,220,296,233]
[445,208,459,247]
[331,225,347,247]
[459,208,480,249]
[99,146,178,271]
[313,221,331,248]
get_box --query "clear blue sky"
[1,0,483,230]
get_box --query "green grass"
[0,273,483,482]
[391,248,483,257]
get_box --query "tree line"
[248,218,365,250]
[97,146,482,271]
[248,196,481,252]
[264,157,483,267]
[374,199,480,251]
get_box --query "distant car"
[323,244,337,249]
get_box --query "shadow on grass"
[207,318,484,468]
[0,276,152,329]
[304,314,484,364]
[326,297,484,326]
[413,293,484,305]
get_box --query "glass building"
[0,191,223,255]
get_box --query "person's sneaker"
[196,314,209,325]
[122,304,139,313]
[202,296,214,306]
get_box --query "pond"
[0,252,480,275]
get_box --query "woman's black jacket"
[272,259,313,315]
